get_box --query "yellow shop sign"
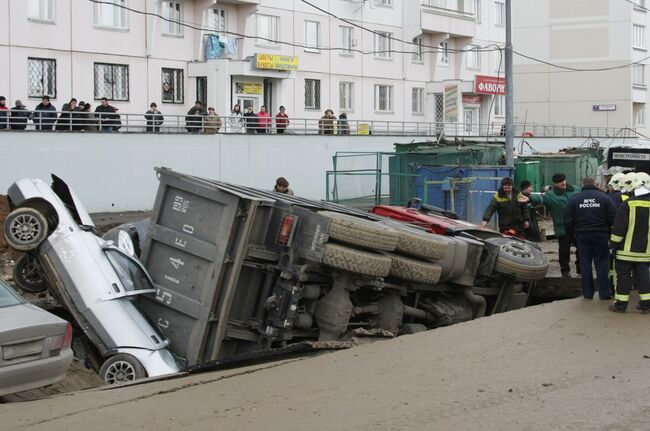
[255,54,299,71]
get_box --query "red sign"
[474,75,506,95]
[462,94,483,105]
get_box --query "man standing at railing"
[33,96,57,131]
[257,105,271,134]
[0,96,8,130]
[185,101,205,133]
[275,106,289,134]
[244,105,258,134]
[10,100,31,130]
[95,97,119,132]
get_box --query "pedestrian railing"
[0,110,638,138]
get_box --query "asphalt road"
[3,296,649,431]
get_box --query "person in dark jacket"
[481,177,530,236]
[338,113,350,135]
[0,96,8,129]
[33,96,58,130]
[185,101,205,133]
[564,177,617,299]
[95,97,119,132]
[145,102,164,132]
[9,100,31,130]
[520,180,541,241]
[56,98,78,131]
[243,105,258,134]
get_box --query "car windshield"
[0,279,25,308]
[104,248,155,293]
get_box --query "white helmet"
[621,172,637,193]
[635,172,650,190]
[608,172,626,191]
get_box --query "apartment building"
[513,0,648,132]
[0,0,505,129]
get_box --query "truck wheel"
[487,237,549,281]
[386,253,443,284]
[322,243,392,277]
[100,354,147,385]
[319,211,398,252]
[3,207,49,251]
[393,226,449,261]
[13,254,48,293]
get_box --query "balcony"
[421,0,476,38]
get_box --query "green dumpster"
[517,153,599,187]
[514,161,541,192]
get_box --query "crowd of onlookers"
[0,95,354,134]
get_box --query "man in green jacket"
[481,177,530,237]
[527,173,580,278]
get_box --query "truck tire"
[394,227,449,261]
[319,211,398,252]
[386,253,443,284]
[322,243,392,277]
[487,237,549,281]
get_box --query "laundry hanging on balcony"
[203,34,222,59]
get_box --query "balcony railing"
[421,0,475,18]
[0,110,637,138]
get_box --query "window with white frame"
[94,0,128,29]
[466,45,481,69]
[633,24,646,49]
[28,58,56,98]
[475,0,481,22]
[207,8,227,33]
[376,0,393,7]
[412,88,424,114]
[412,36,424,62]
[374,31,392,59]
[256,14,280,47]
[634,64,646,86]
[28,0,55,22]
[305,79,321,109]
[162,68,184,104]
[637,105,646,127]
[162,2,182,35]
[434,93,444,127]
[339,82,354,111]
[495,1,505,26]
[494,95,504,116]
[438,41,449,65]
[374,84,393,112]
[305,21,320,51]
[94,63,129,101]
[340,26,353,55]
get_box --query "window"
[466,45,481,69]
[374,84,393,112]
[94,0,128,29]
[475,0,481,22]
[635,0,647,10]
[494,95,504,116]
[207,8,227,33]
[637,105,646,127]
[438,41,449,65]
[305,21,320,51]
[412,36,424,62]
[374,31,392,59]
[634,24,646,49]
[162,2,182,35]
[434,93,444,124]
[412,88,424,114]
[339,82,353,111]
[305,79,321,109]
[340,26,353,55]
[28,58,56,98]
[94,63,129,101]
[634,64,646,86]
[256,14,279,47]
[162,68,184,104]
[377,0,393,7]
[495,1,505,26]
[28,0,55,22]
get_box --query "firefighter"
[608,172,626,208]
[609,172,650,313]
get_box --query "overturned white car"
[2,175,179,384]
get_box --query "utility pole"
[505,0,514,166]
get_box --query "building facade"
[0,0,506,130]
[513,0,648,132]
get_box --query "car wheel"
[487,237,549,281]
[322,243,392,277]
[100,354,147,385]
[3,207,49,251]
[319,211,398,252]
[13,254,48,293]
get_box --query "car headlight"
[117,230,136,257]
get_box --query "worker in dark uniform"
[481,177,530,237]
[609,172,650,313]
[564,177,616,299]
[520,180,540,241]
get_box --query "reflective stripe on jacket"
[611,195,650,262]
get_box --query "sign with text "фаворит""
[255,54,299,71]
[474,75,505,95]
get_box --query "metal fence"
[0,109,637,138]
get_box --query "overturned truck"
[134,168,549,369]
